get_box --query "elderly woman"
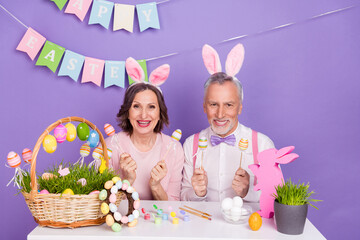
[105,59,184,201]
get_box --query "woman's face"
[128,89,160,136]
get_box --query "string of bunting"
[0,3,356,89]
[48,0,170,32]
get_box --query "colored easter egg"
[110,185,118,194]
[101,202,110,214]
[126,186,134,193]
[120,216,128,224]
[107,148,113,159]
[39,189,49,194]
[109,193,117,203]
[99,189,107,200]
[115,181,123,189]
[132,192,139,201]
[87,130,99,148]
[54,124,67,143]
[65,123,77,142]
[112,176,121,184]
[109,203,117,213]
[111,223,122,232]
[43,135,57,153]
[77,123,90,141]
[122,179,130,186]
[128,219,138,227]
[42,172,57,180]
[104,180,114,190]
[62,189,74,195]
[106,214,115,226]
[89,190,100,195]
[22,148,32,163]
[104,123,115,136]
[128,214,134,222]
[171,129,182,141]
[114,212,122,221]
[121,183,128,191]
[80,143,90,157]
[133,200,140,210]
[198,137,208,149]
[132,209,140,218]
[7,151,21,168]
[92,146,103,160]
[238,138,249,151]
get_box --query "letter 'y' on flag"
[16,28,46,61]
[136,2,160,32]
[113,4,135,33]
[65,0,93,21]
[35,41,65,73]
[51,0,69,11]
[81,57,105,87]
[58,50,85,82]
[105,61,125,88]
[89,0,114,29]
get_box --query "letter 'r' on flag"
[16,28,46,61]
[113,4,135,33]
[136,2,160,32]
[58,50,85,82]
[104,61,125,88]
[81,57,105,87]
[89,0,114,29]
[35,41,65,73]
[65,0,93,21]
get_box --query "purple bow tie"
[210,134,236,146]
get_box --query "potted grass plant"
[273,178,321,235]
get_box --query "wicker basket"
[22,117,123,228]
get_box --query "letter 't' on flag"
[51,0,69,11]
[105,61,125,88]
[58,50,85,82]
[65,0,93,21]
[81,57,105,87]
[35,41,65,73]
[16,28,46,61]
[136,2,160,32]
[128,59,148,85]
[113,4,135,33]
[89,0,114,29]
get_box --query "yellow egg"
[106,214,115,226]
[62,188,74,195]
[65,123,77,142]
[112,176,121,184]
[104,180,114,189]
[43,135,57,153]
[101,202,110,214]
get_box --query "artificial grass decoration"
[273,178,322,209]
[19,162,118,195]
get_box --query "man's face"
[203,81,242,137]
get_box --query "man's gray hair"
[204,72,243,104]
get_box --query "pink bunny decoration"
[125,57,170,90]
[248,146,299,218]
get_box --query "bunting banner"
[88,0,114,29]
[64,0,93,21]
[136,2,160,32]
[113,4,135,33]
[16,27,46,60]
[35,41,65,73]
[51,0,68,11]
[81,57,105,86]
[105,61,125,88]
[58,50,85,82]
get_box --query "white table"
[28,200,326,240]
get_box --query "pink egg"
[109,193,117,203]
[133,200,140,210]
[7,151,21,168]
[22,148,32,163]
[104,124,115,136]
[121,183,128,191]
[39,189,49,194]
[54,124,67,143]
[89,190,100,195]
[120,216,129,224]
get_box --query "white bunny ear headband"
[125,57,170,93]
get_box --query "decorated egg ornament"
[54,124,67,143]
[43,135,57,153]
[65,123,77,142]
[77,123,90,141]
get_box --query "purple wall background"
[1,0,359,239]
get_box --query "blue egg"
[128,214,134,222]
[131,191,139,200]
[115,181,123,189]
[87,130,99,148]
[109,203,117,213]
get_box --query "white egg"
[232,196,243,208]
[221,198,233,211]
[230,207,242,217]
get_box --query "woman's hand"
[119,153,137,185]
[149,160,167,188]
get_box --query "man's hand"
[232,168,250,198]
[191,168,208,197]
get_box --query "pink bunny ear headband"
[125,57,170,93]
[202,43,245,99]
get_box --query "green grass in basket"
[20,162,118,195]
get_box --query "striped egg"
[92,146,103,160]
[80,143,90,157]
[107,148,112,159]
[65,123,77,142]
[22,148,32,163]
[198,137,208,149]
[171,129,182,141]
[7,151,21,168]
[54,124,67,143]
[238,138,249,151]
[104,123,115,136]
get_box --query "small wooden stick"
[200,151,204,170]
[162,142,173,161]
[240,152,243,168]
[183,205,212,217]
[179,207,212,221]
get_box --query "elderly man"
[181,44,274,202]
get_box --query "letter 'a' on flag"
[105,61,125,88]
[16,28,46,61]
[128,59,148,85]
[51,0,69,11]
[65,0,93,21]
[89,0,114,29]
[136,2,160,32]
[58,50,85,82]
[113,4,135,33]
[81,57,105,87]
[35,41,65,73]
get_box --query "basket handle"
[29,117,109,200]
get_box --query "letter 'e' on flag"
[81,57,105,87]
[136,2,160,32]
[104,61,125,88]
[65,0,93,22]
[35,41,65,73]
[16,28,46,61]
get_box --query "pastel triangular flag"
[81,57,105,87]
[35,41,65,73]
[105,61,125,88]
[64,0,93,21]
[16,28,46,61]
[51,0,69,11]
[88,0,114,29]
[136,2,160,32]
[113,3,135,33]
[128,60,148,85]
[58,50,85,82]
